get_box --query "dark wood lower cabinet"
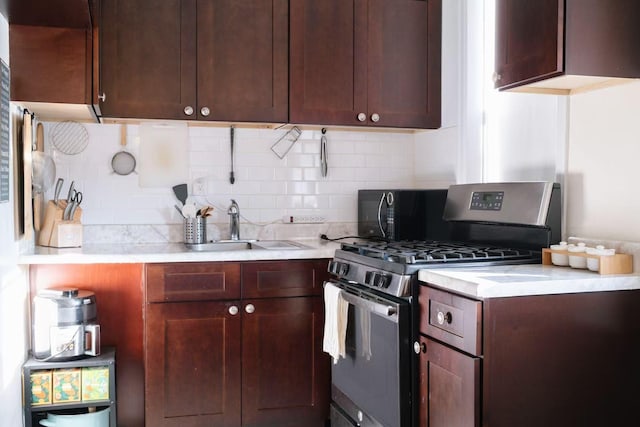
[145,301,242,427]
[144,260,330,427]
[418,337,480,427]
[419,284,640,427]
[242,297,328,427]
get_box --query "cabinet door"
[494,0,563,89]
[419,337,480,427]
[290,0,368,126]
[100,0,197,119]
[241,297,330,427]
[145,301,242,427]
[196,0,288,123]
[368,0,441,129]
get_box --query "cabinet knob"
[184,106,194,116]
[492,72,502,83]
[414,341,426,354]
[228,305,239,315]
[357,113,367,122]
[245,304,255,314]
[200,107,210,117]
[98,92,106,102]
[370,113,380,123]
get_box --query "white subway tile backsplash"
[41,122,421,230]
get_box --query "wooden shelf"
[542,248,633,275]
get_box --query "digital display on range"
[470,191,504,211]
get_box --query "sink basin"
[185,241,253,251]
[252,240,310,250]
[185,240,310,252]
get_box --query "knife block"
[38,200,83,248]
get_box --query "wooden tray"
[542,248,633,275]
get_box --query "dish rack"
[542,248,633,275]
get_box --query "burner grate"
[341,241,538,265]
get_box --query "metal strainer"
[111,124,137,175]
[50,121,89,155]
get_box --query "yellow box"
[30,370,52,406]
[52,368,81,403]
[81,366,110,401]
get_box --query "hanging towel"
[322,282,349,364]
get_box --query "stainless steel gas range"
[325,182,561,427]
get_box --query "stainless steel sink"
[185,240,310,252]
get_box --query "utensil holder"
[184,217,207,244]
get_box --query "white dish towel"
[322,282,349,364]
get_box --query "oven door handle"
[339,289,398,321]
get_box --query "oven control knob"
[376,274,390,288]
[329,261,349,276]
[365,271,374,285]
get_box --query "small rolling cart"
[22,347,116,427]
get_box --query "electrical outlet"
[283,215,326,224]
[192,180,207,196]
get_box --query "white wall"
[566,81,640,241]
[0,13,31,427]
[45,124,418,227]
[415,0,565,188]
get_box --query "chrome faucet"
[228,199,240,240]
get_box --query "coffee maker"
[32,288,101,361]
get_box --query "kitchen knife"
[54,178,63,206]
[63,181,75,220]
[66,181,75,203]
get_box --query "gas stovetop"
[339,240,539,266]
[330,240,542,297]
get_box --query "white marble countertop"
[418,264,640,299]
[18,239,340,265]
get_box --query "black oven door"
[327,281,412,427]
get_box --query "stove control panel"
[470,191,503,211]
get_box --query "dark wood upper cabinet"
[100,0,288,123]
[495,0,640,94]
[8,0,101,121]
[100,0,196,120]
[290,0,441,129]
[8,0,91,28]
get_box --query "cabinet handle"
[436,310,452,325]
[370,113,380,123]
[98,93,106,102]
[492,72,502,83]
[357,113,366,122]
[228,305,239,315]
[413,341,426,354]
[245,304,255,314]
[200,107,210,117]
[184,106,194,116]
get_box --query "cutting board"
[33,122,45,231]
[138,122,189,187]
[21,112,33,240]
